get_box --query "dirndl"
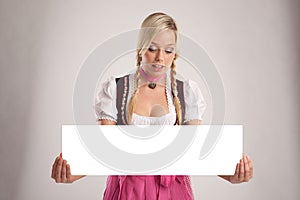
[102,175,194,200]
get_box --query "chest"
[134,85,169,117]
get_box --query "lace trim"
[97,116,117,122]
[165,74,172,113]
[131,112,176,125]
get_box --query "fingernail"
[60,153,62,158]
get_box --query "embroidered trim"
[129,74,134,103]
[121,76,128,125]
[97,116,117,122]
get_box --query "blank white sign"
[62,125,242,175]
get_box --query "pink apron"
[102,175,194,200]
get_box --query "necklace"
[139,67,165,89]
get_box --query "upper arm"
[94,77,118,122]
[184,119,202,125]
[98,120,117,125]
[183,80,206,123]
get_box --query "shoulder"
[102,76,116,87]
[181,79,205,101]
[183,79,200,91]
[100,73,132,90]
[94,75,126,122]
[181,79,207,123]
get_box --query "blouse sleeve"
[94,76,118,122]
[183,80,207,123]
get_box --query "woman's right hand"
[51,153,86,183]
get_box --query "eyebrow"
[150,42,175,47]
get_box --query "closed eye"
[148,46,175,54]
[148,47,157,52]
[165,48,174,54]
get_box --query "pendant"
[148,82,156,89]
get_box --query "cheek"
[165,55,175,66]
[142,52,155,63]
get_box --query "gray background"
[1,0,299,199]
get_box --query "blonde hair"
[128,12,182,124]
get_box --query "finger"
[66,164,72,183]
[61,160,67,182]
[51,156,59,179]
[244,156,250,182]
[238,158,245,182]
[55,157,63,183]
[247,156,253,178]
[234,162,239,177]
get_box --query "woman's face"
[141,29,176,78]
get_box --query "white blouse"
[94,73,206,125]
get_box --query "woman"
[51,12,253,199]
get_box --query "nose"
[155,49,164,62]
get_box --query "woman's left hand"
[219,154,253,184]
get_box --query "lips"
[152,64,165,69]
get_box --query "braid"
[171,61,182,125]
[127,54,141,124]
